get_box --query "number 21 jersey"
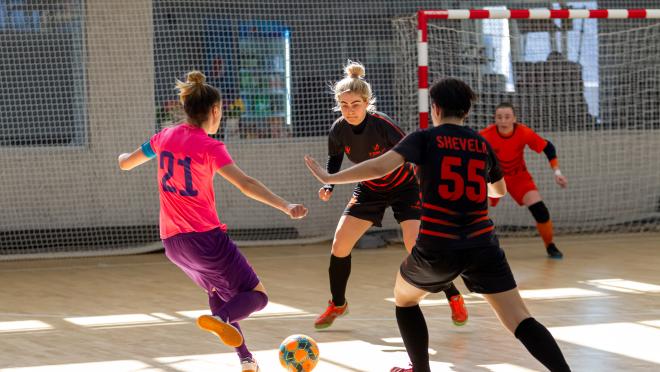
[149,123,234,239]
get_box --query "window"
[482,2,599,118]
[0,0,86,147]
[482,7,514,92]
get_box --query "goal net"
[393,9,660,235]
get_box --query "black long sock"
[515,317,571,372]
[329,254,351,306]
[443,282,460,300]
[395,305,430,372]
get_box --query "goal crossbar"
[416,8,660,128]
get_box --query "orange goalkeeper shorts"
[491,171,538,207]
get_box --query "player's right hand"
[318,187,333,202]
[287,204,308,219]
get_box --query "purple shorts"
[163,228,260,301]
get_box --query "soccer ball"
[278,334,319,371]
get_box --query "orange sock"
[536,220,554,247]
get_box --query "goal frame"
[416,8,660,128]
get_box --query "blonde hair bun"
[332,61,375,113]
[186,70,206,84]
[344,61,365,79]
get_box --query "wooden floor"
[1,233,659,372]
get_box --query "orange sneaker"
[196,315,244,348]
[448,294,468,326]
[314,300,348,329]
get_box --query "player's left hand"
[304,155,331,184]
[555,174,568,188]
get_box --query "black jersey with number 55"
[393,124,503,250]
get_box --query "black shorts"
[343,182,421,227]
[399,235,517,294]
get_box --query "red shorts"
[491,172,537,207]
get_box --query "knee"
[253,289,269,311]
[331,240,352,257]
[395,300,419,307]
[393,287,420,307]
[528,201,550,223]
[394,297,420,307]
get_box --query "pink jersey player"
[118,71,307,372]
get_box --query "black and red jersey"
[327,112,416,191]
[393,124,503,249]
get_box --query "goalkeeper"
[480,102,568,259]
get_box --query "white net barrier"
[2,1,660,260]
[393,14,660,235]
[0,0,445,259]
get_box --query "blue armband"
[141,140,156,159]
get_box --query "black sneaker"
[546,243,563,259]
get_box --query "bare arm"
[118,148,153,171]
[304,151,405,185]
[488,178,507,198]
[218,164,307,219]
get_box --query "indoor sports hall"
[1,1,659,371]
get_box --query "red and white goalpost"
[416,8,660,128]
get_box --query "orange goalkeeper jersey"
[479,123,547,176]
